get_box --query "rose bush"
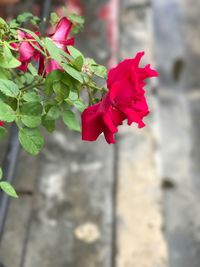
[0,12,157,197]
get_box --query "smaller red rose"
[12,30,41,72]
[13,17,74,75]
[39,17,74,75]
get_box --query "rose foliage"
[0,12,157,197]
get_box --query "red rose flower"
[14,17,74,75]
[82,52,158,144]
[39,17,74,75]
[82,93,123,144]
[0,121,3,127]
[13,30,40,72]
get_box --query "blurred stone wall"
[1,0,200,267]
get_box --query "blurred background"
[0,0,200,267]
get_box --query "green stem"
[8,39,36,44]
[87,87,93,105]
[16,90,22,116]
[9,39,47,57]
[20,78,44,92]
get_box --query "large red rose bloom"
[82,52,158,144]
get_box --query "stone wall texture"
[1,0,200,267]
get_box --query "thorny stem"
[8,39,47,57]
[29,41,46,57]
[20,78,44,92]
[8,39,36,44]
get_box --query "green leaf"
[68,13,84,34]
[62,110,81,132]
[42,116,55,133]
[6,97,17,111]
[44,38,72,64]
[28,63,38,76]
[0,44,21,69]
[16,12,40,26]
[74,100,86,112]
[45,70,63,96]
[42,105,59,132]
[72,55,84,71]
[45,38,63,64]
[46,106,60,120]
[69,91,78,101]
[58,48,72,61]
[0,18,7,27]
[30,16,40,26]
[17,13,39,26]
[21,116,41,128]
[68,13,84,25]
[21,102,43,128]
[0,91,8,103]
[21,102,43,115]
[24,73,34,84]
[0,126,8,139]
[61,73,80,90]
[65,97,86,112]
[61,64,83,83]
[53,82,70,101]
[19,128,44,155]
[86,58,108,78]
[91,64,107,78]
[9,19,19,28]
[0,68,11,80]
[82,73,90,83]
[68,46,83,59]
[17,12,33,23]
[0,181,18,198]
[0,103,15,122]
[23,92,42,102]
[0,168,2,180]
[0,79,19,97]
[50,12,59,26]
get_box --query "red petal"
[18,42,35,61]
[107,52,144,88]
[82,104,105,141]
[82,98,119,144]
[18,61,29,72]
[45,59,62,75]
[120,107,146,128]
[103,129,116,144]
[51,17,72,42]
